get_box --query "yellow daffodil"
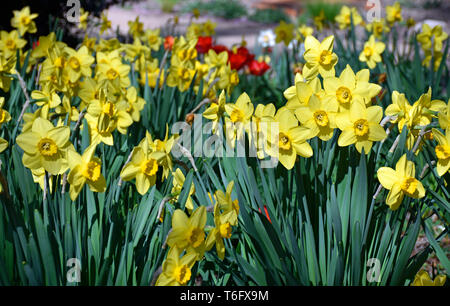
[205,203,235,260]
[377,154,425,210]
[385,91,413,128]
[120,133,161,195]
[30,167,53,193]
[411,270,446,286]
[39,44,68,91]
[99,12,112,35]
[275,21,294,46]
[0,53,16,92]
[31,85,62,119]
[150,129,176,181]
[386,2,402,25]
[67,144,106,201]
[323,64,382,111]
[417,24,448,52]
[359,35,385,69]
[313,10,325,32]
[214,181,239,226]
[335,6,362,30]
[128,16,144,38]
[31,33,57,60]
[155,247,197,286]
[0,30,26,59]
[336,100,386,154]
[296,25,314,43]
[295,94,337,141]
[124,86,145,122]
[64,46,94,83]
[139,59,162,88]
[366,19,390,39]
[432,128,450,176]
[78,8,89,30]
[284,73,322,109]
[85,113,116,146]
[205,49,228,70]
[251,103,276,158]
[16,118,71,175]
[87,88,133,135]
[217,64,239,94]
[266,107,313,169]
[0,97,11,128]
[171,168,195,212]
[438,100,450,130]
[303,35,338,80]
[96,50,131,88]
[0,137,8,153]
[11,6,38,36]
[167,206,207,251]
[224,92,254,148]
[144,29,162,51]
[166,56,196,92]
[386,89,436,151]
[203,20,216,36]
[203,90,226,133]
[186,23,203,41]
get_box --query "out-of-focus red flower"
[228,46,255,70]
[164,36,175,50]
[211,44,228,54]
[229,52,247,70]
[32,40,40,50]
[196,36,213,54]
[237,46,254,66]
[258,205,272,223]
[249,59,270,76]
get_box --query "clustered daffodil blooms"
[417,23,448,71]
[335,5,362,30]
[377,154,425,210]
[322,64,382,111]
[2,3,450,287]
[156,180,240,286]
[385,88,444,151]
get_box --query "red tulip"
[228,52,247,70]
[164,36,175,51]
[196,36,213,54]
[211,44,228,54]
[248,59,270,76]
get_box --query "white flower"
[257,29,276,48]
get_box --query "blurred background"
[1,0,449,48]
